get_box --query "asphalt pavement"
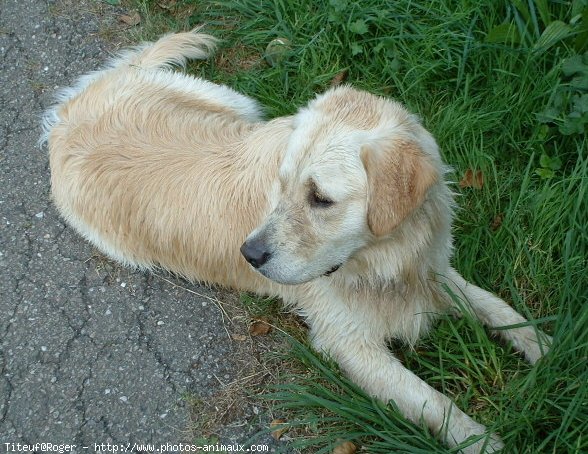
[0,1,276,450]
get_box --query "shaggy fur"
[43,30,551,453]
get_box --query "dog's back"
[41,30,264,144]
[43,31,291,291]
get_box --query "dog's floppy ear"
[361,140,438,237]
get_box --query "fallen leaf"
[157,0,177,9]
[330,69,349,87]
[270,418,287,440]
[491,213,504,231]
[332,441,357,454]
[249,319,271,336]
[459,168,484,189]
[231,333,247,341]
[119,12,141,26]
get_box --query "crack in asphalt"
[0,358,14,425]
[0,108,21,155]
[135,302,180,394]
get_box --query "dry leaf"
[157,0,177,9]
[270,418,287,440]
[459,168,484,189]
[330,69,349,87]
[332,441,357,454]
[119,12,141,26]
[231,333,247,341]
[249,319,271,336]
[491,213,504,231]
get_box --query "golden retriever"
[42,30,551,453]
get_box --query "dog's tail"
[118,27,217,70]
[40,28,217,148]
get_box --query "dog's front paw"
[519,328,552,364]
[458,432,504,454]
[447,417,504,454]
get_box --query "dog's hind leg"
[444,267,552,364]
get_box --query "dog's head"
[241,86,441,285]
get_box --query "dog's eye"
[310,190,334,207]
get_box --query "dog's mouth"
[322,264,341,277]
[255,261,343,284]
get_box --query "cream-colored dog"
[43,31,550,453]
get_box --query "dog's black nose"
[240,238,271,268]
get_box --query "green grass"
[132,0,587,452]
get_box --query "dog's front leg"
[307,307,503,453]
[445,268,552,364]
